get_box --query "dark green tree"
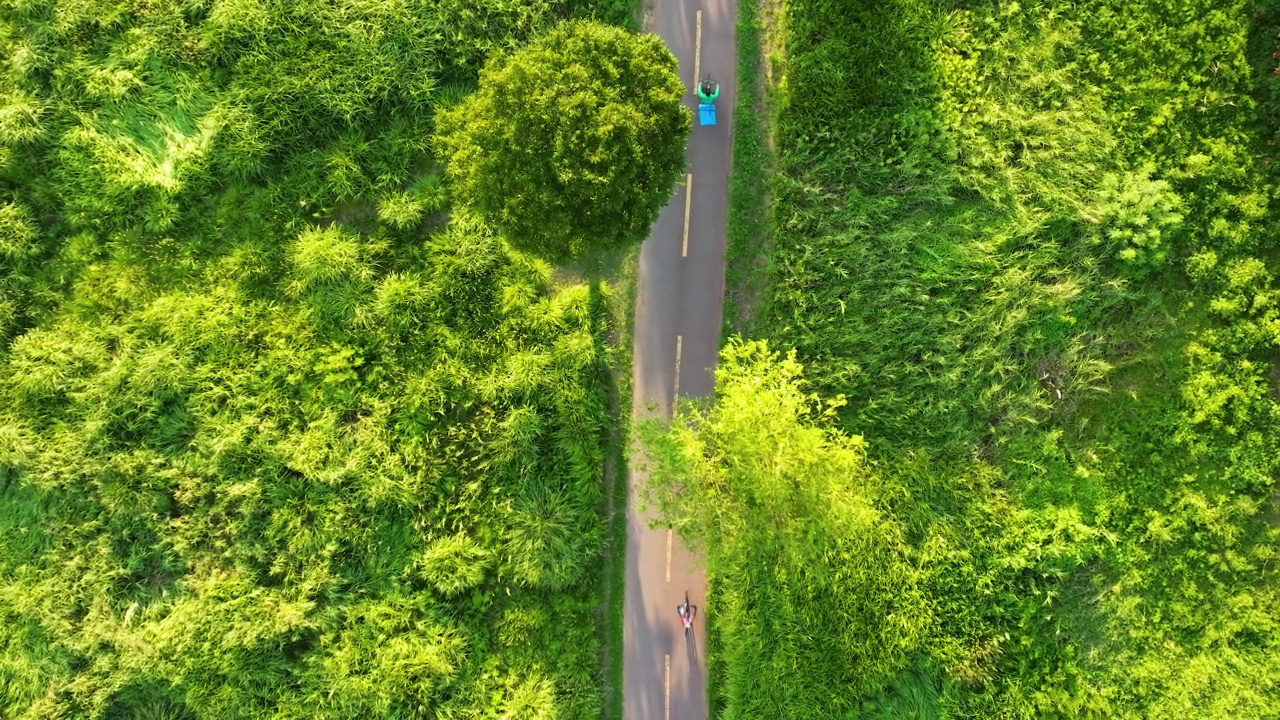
[434,20,689,261]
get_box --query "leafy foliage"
[643,339,929,716]
[0,202,35,260]
[708,0,1280,715]
[0,0,642,717]
[435,20,689,261]
[1096,165,1184,271]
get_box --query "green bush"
[377,191,425,229]
[0,202,36,259]
[1096,165,1184,271]
[288,225,372,291]
[430,0,558,74]
[420,533,490,596]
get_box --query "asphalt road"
[623,0,735,715]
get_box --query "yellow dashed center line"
[682,173,693,257]
[664,654,671,720]
[666,529,673,582]
[674,335,683,399]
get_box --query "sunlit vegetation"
[0,0,660,717]
[644,339,929,712]
[659,0,1280,716]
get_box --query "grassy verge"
[596,244,638,720]
[723,0,774,338]
[707,0,774,713]
[705,574,726,719]
[559,235,638,720]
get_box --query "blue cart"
[696,79,719,126]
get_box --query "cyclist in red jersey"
[677,593,697,635]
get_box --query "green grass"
[548,186,644,720]
[0,1,646,717]
[722,0,772,337]
[697,0,1280,716]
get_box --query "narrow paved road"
[623,0,735,716]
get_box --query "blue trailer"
[696,78,719,126]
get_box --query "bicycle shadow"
[685,623,701,664]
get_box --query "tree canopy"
[435,20,689,261]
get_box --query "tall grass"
[711,0,1280,715]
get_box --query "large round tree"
[434,20,689,261]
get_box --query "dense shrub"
[1096,165,1185,271]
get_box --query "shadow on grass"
[587,248,638,720]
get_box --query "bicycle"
[676,590,698,637]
